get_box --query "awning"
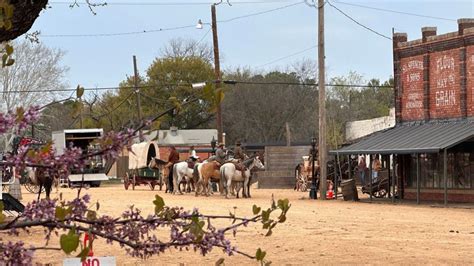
[330,121,474,155]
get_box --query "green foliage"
[0,202,5,223]
[251,197,291,265]
[55,206,72,221]
[2,43,14,67]
[76,85,84,99]
[153,194,165,214]
[0,3,14,30]
[60,228,80,255]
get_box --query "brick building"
[331,18,474,204]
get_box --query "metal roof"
[139,129,218,145]
[329,121,474,155]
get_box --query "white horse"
[172,161,195,194]
[220,156,265,199]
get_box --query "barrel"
[340,179,358,201]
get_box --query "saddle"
[233,162,247,172]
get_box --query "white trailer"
[52,129,108,187]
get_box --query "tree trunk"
[0,1,48,43]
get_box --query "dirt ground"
[6,183,474,265]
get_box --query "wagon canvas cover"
[128,141,160,169]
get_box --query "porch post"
[335,153,340,200]
[369,154,373,202]
[392,155,396,203]
[444,149,448,206]
[347,155,352,180]
[387,155,392,200]
[416,154,420,205]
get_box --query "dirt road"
[9,184,474,265]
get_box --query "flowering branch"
[0,194,290,264]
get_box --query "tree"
[94,44,217,131]
[222,69,317,145]
[0,40,68,149]
[161,38,213,63]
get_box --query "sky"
[27,0,474,90]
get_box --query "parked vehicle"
[52,129,108,188]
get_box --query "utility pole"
[318,0,327,200]
[133,55,143,140]
[211,4,223,144]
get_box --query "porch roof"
[329,120,474,155]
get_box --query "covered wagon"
[124,141,163,190]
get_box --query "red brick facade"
[405,190,474,203]
[394,20,474,123]
[467,46,474,116]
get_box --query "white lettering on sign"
[436,74,455,89]
[63,256,116,266]
[435,90,456,107]
[406,92,423,109]
[436,55,455,72]
[402,60,423,72]
[406,73,421,82]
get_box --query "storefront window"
[406,152,473,189]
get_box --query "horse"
[220,156,265,199]
[172,161,195,194]
[195,160,222,197]
[26,167,59,200]
[148,157,169,191]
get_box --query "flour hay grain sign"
[63,256,116,266]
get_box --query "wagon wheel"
[24,181,44,194]
[374,188,387,198]
[300,174,309,192]
[124,172,130,190]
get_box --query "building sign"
[430,50,460,118]
[63,256,116,266]
[401,56,424,120]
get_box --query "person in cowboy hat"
[188,145,199,162]
[215,143,226,164]
[233,140,245,162]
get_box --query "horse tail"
[220,166,226,189]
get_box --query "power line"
[0,80,392,94]
[196,28,212,45]
[333,0,456,22]
[218,1,304,23]
[256,45,317,68]
[49,1,299,6]
[327,0,392,40]
[224,80,393,88]
[95,91,136,118]
[41,1,304,38]
[42,24,196,37]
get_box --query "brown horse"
[27,167,58,200]
[148,157,169,191]
[195,161,222,196]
